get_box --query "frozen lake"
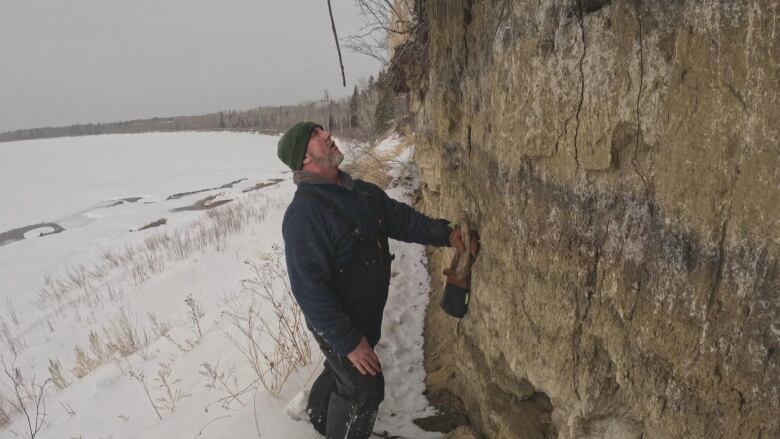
[0,131,286,231]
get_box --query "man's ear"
[301,153,311,166]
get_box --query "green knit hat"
[277,122,322,170]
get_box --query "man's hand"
[449,228,480,256]
[442,267,469,289]
[347,337,381,376]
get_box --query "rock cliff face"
[399,1,780,438]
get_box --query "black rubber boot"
[345,409,378,438]
[326,393,378,439]
[308,363,337,435]
[326,393,353,439]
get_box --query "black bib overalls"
[298,182,392,439]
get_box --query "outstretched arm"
[377,187,453,246]
[376,185,480,254]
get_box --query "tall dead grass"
[223,245,311,397]
[70,308,158,379]
[343,144,394,189]
[47,360,70,390]
[36,194,284,322]
[0,390,12,429]
[0,317,26,358]
[342,134,412,189]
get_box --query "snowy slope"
[0,132,443,439]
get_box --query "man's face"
[305,127,344,169]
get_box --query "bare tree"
[344,0,421,64]
[1,357,50,438]
[323,89,335,131]
[353,78,380,137]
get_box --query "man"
[278,122,475,438]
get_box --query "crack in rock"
[631,0,651,201]
[573,0,588,171]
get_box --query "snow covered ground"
[0,132,442,438]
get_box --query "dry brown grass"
[0,390,12,429]
[102,308,141,358]
[71,345,99,379]
[343,135,413,189]
[70,309,161,380]
[88,331,108,364]
[345,153,392,188]
[0,317,26,358]
[344,145,395,188]
[147,312,171,338]
[223,246,311,398]
[35,193,284,332]
[47,359,70,390]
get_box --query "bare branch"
[1,356,51,438]
[343,36,389,65]
[345,0,420,64]
[327,0,347,87]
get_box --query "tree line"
[0,70,402,144]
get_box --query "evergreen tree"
[373,72,394,135]
[323,89,334,131]
[349,85,360,128]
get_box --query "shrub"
[224,246,312,397]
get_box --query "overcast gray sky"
[0,0,383,133]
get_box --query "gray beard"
[311,149,344,168]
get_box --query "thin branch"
[345,0,418,64]
[194,415,231,438]
[253,386,262,438]
[129,370,162,420]
[326,0,347,87]
[343,36,389,64]
[1,357,50,438]
[204,377,259,412]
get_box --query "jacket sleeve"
[282,203,363,357]
[374,185,453,247]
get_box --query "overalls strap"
[355,182,387,234]
[296,189,361,236]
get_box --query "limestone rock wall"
[403,1,780,438]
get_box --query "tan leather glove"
[440,243,474,318]
[442,251,469,289]
[448,228,480,257]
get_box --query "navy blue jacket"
[282,175,451,356]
